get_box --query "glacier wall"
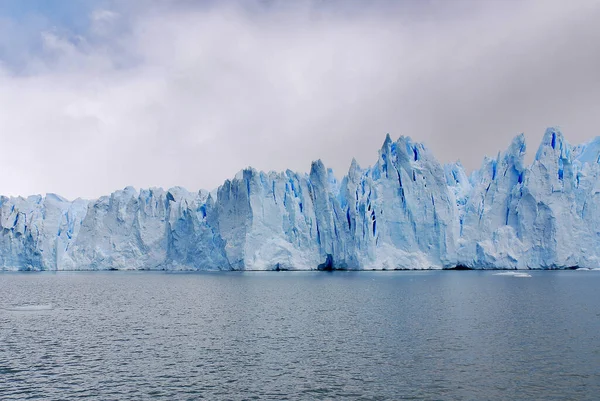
[2,127,600,271]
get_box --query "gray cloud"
[0,0,599,199]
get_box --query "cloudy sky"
[1,0,599,199]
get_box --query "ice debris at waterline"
[2,127,600,271]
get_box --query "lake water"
[1,270,599,400]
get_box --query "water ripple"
[0,271,599,400]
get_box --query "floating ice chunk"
[4,304,53,311]
[493,271,531,277]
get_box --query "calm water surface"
[1,270,599,400]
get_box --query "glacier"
[2,127,600,271]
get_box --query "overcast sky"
[1,0,599,200]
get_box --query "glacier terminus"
[2,127,600,271]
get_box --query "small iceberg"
[4,304,53,312]
[493,271,531,277]
[576,267,600,271]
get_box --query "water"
[1,270,599,400]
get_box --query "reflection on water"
[1,270,599,400]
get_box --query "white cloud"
[91,9,119,23]
[0,0,599,199]
[90,9,120,36]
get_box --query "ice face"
[455,127,600,269]
[0,193,88,270]
[2,127,600,271]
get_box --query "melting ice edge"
[2,127,600,271]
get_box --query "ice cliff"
[2,127,600,271]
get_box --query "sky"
[0,0,599,200]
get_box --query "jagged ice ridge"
[2,127,600,271]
